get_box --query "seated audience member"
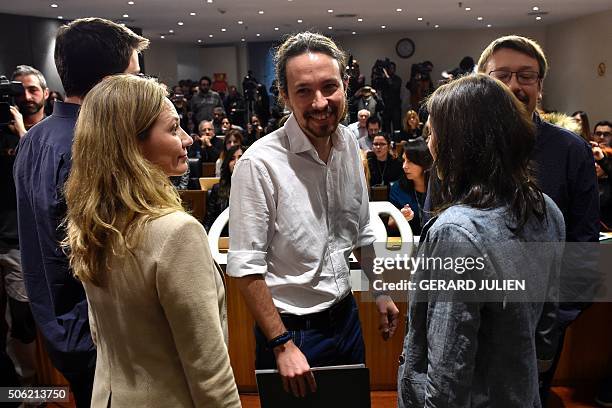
[359,116,382,151]
[571,110,592,142]
[593,120,612,147]
[389,138,432,235]
[395,109,422,143]
[215,129,243,177]
[204,145,243,232]
[64,74,240,407]
[398,74,564,407]
[170,86,190,132]
[191,120,223,162]
[593,143,612,230]
[347,109,370,140]
[221,116,244,134]
[212,106,226,135]
[244,114,264,146]
[367,133,403,188]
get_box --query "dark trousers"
[63,367,95,408]
[254,293,365,369]
[382,105,402,134]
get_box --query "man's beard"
[304,104,345,139]
[18,100,43,115]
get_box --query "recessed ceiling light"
[435,24,440,28]
[209,34,214,38]
[381,25,386,29]
[357,18,363,22]
[327,9,333,13]
[168,29,174,33]
[160,35,165,39]
[396,8,402,12]
[352,31,356,35]
[221,28,226,32]
[487,24,492,27]
[57,15,63,19]
[241,38,246,42]
[532,6,539,11]
[190,12,196,16]
[535,16,542,20]
[417,17,423,21]
[297,19,303,23]
[50,3,58,8]
[256,33,261,37]
[238,20,243,24]
[258,10,264,14]
[328,26,333,29]
[477,16,483,20]
[274,27,279,31]
[197,39,202,43]
[123,14,129,18]
[207,0,213,3]
[465,7,471,11]
[128,1,134,4]
[177,21,184,26]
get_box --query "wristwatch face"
[396,38,415,59]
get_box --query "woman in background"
[389,137,432,235]
[205,144,243,232]
[571,110,592,142]
[398,74,565,407]
[395,109,422,143]
[64,75,240,408]
[215,129,243,177]
[367,133,403,188]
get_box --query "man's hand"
[201,135,212,147]
[273,340,317,397]
[8,106,26,137]
[375,294,399,340]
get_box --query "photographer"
[379,61,403,133]
[1,65,48,388]
[350,86,384,123]
[407,61,435,112]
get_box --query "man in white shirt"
[347,109,370,140]
[227,32,399,398]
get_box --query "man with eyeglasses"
[593,120,612,147]
[477,35,599,406]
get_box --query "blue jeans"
[254,294,365,369]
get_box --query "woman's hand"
[400,204,414,221]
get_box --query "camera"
[0,76,24,126]
[371,58,393,90]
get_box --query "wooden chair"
[370,185,389,201]
[199,177,220,191]
[201,162,217,177]
[178,190,207,223]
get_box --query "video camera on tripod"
[0,76,25,126]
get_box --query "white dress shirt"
[227,114,376,315]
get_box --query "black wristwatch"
[267,331,292,349]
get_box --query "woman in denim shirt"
[398,74,565,407]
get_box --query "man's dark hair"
[426,73,545,231]
[594,120,612,130]
[55,18,149,97]
[274,32,347,98]
[199,76,212,85]
[366,116,381,128]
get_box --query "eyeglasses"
[372,143,388,147]
[489,70,540,85]
[594,131,612,138]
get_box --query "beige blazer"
[84,211,240,407]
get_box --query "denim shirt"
[13,101,95,374]
[398,195,564,407]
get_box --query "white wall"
[544,10,612,124]
[144,41,178,87]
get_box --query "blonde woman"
[396,109,422,143]
[64,74,240,408]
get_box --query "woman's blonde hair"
[64,74,183,286]
[403,110,419,131]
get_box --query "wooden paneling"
[178,189,207,223]
[201,162,217,177]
